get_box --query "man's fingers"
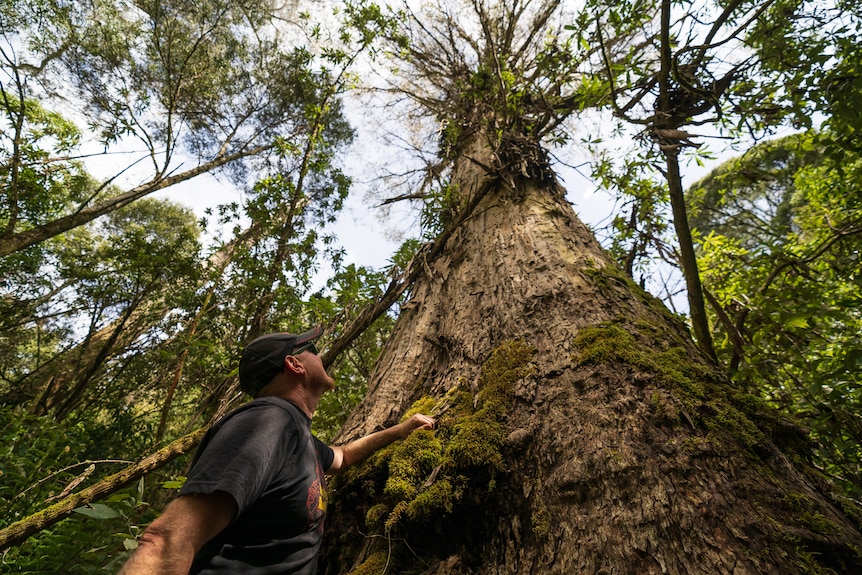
[409,413,436,430]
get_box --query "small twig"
[12,460,133,505]
[44,464,96,504]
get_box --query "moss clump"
[344,340,536,539]
[574,325,710,397]
[572,324,647,368]
[652,347,709,397]
[384,429,443,500]
[573,324,778,457]
[444,340,535,473]
[476,340,536,409]
[444,412,507,471]
[385,500,408,531]
[407,479,455,521]
[346,551,389,575]
[680,434,719,454]
[365,503,389,528]
[403,396,439,419]
[782,492,841,536]
[531,494,551,539]
[705,404,765,450]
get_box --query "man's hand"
[397,413,436,438]
[329,413,437,473]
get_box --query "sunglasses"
[292,341,318,356]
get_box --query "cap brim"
[293,326,323,346]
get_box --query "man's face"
[295,344,335,393]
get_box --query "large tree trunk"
[320,133,862,574]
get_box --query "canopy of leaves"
[689,131,862,496]
[0,0,347,257]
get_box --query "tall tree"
[317,1,862,573]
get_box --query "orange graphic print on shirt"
[306,447,328,532]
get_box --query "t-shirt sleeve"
[180,405,297,515]
[314,435,334,472]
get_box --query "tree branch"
[0,426,207,553]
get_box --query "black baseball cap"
[238,326,323,397]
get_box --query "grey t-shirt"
[180,396,334,574]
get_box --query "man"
[118,327,435,574]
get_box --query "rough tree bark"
[319,131,862,574]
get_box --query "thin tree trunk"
[654,0,716,363]
[664,146,717,362]
[154,289,214,446]
[29,297,142,417]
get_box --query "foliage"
[0,0,345,256]
[0,405,175,572]
[0,95,89,236]
[3,0,859,568]
[588,146,675,283]
[688,131,862,496]
[310,264,397,442]
[0,197,203,418]
[746,0,862,148]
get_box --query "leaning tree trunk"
[319,132,862,574]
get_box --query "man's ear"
[284,354,305,375]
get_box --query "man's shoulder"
[223,396,303,420]
[206,397,304,440]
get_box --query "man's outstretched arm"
[118,490,236,575]
[328,413,435,473]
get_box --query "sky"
[81,91,727,315]
[72,1,750,310]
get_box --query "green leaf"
[160,477,187,490]
[105,492,131,504]
[73,503,122,520]
[783,315,809,330]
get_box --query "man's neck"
[276,387,318,419]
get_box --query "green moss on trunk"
[327,340,536,571]
[571,323,860,572]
